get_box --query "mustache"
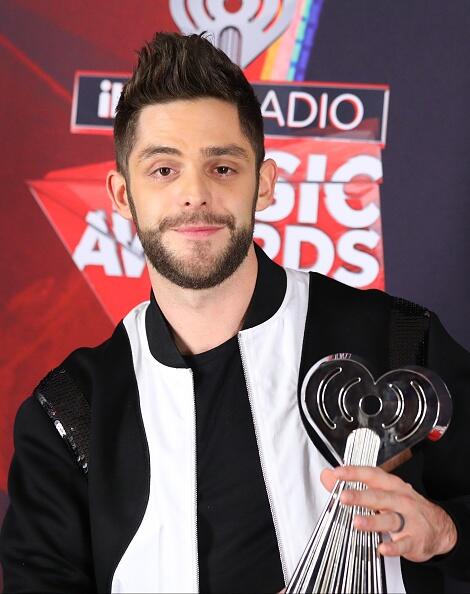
[158,212,236,232]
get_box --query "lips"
[172,225,224,238]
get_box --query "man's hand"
[320,466,457,562]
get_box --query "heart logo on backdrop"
[300,354,452,466]
[169,0,296,67]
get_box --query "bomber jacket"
[1,246,470,593]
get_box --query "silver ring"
[391,511,406,533]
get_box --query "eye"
[154,167,173,177]
[215,165,234,176]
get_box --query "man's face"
[121,98,269,289]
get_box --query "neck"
[148,244,258,355]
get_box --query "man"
[1,32,470,594]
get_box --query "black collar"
[145,243,287,367]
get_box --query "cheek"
[130,186,169,222]
[220,180,257,213]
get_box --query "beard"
[131,198,256,290]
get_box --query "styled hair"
[114,32,265,177]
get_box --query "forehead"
[131,98,253,159]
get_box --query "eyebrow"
[136,145,182,163]
[201,144,250,160]
[136,143,250,163]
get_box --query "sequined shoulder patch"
[35,367,90,475]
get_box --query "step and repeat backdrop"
[1,1,469,589]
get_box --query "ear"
[255,158,277,213]
[106,169,133,220]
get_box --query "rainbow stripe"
[260,0,325,82]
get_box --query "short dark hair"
[114,32,265,177]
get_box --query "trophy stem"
[286,428,387,594]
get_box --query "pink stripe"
[268,0,306,80]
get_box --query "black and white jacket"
[2,247,470,593]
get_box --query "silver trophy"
[287,354,452,594]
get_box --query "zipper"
[237,333,289,584]
[188,368,199,593]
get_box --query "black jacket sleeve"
[421,313,470,580]
[0,396,95,593]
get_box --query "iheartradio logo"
[169,0,296,67]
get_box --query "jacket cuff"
[424,497,470,580]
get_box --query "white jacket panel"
[113,303,198,593]
[238,267,332,578]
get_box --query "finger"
[378,536,413,558]
[320,467,338,492]
[340,487,401,511]
[332,465,406,490]
[354,511,406,534]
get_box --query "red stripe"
[0,33,72,103]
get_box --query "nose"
[178,167,211,208]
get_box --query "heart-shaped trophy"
[286,354,452,594]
